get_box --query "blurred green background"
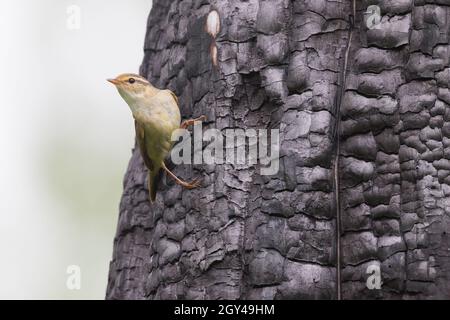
[0,0,153,299]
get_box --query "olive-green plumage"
[108,73,181,202]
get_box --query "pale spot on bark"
[206,10,220,38]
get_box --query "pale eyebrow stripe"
[132,79,149,86]
[121,74,149,84]
[123,76,148,85]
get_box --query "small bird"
[108,73,204,202]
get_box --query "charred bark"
[106,0,450,300]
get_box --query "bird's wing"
[134,119,154,171]
[168,90,179,105]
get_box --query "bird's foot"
[180,177,202,189]
[180,115,207,129]
[162,162,202,189]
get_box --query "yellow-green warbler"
[108,73,204,202]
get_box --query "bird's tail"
[148,168,163,203]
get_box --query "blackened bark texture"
[341,0,450,299]
[106,0,450,300]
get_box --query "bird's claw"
[197,115,207,122]
[185,177,202,189]
[181,115,207,129]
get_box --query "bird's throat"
[117,85,159,114]
[118,88,144,114]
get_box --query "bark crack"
[333,0,356,301]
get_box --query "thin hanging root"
[162,162,201,189]
[180,115,206,129]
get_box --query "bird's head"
[107,73,152,105]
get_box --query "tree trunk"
[106,0,450,300]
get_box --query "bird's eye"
[128,78,135,84]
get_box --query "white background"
[0,0,153,299]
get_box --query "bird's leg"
[180,115,206,129]
[162,162,201,189]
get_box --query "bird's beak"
[107,78,120,85]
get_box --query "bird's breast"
[139,110,180,164]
